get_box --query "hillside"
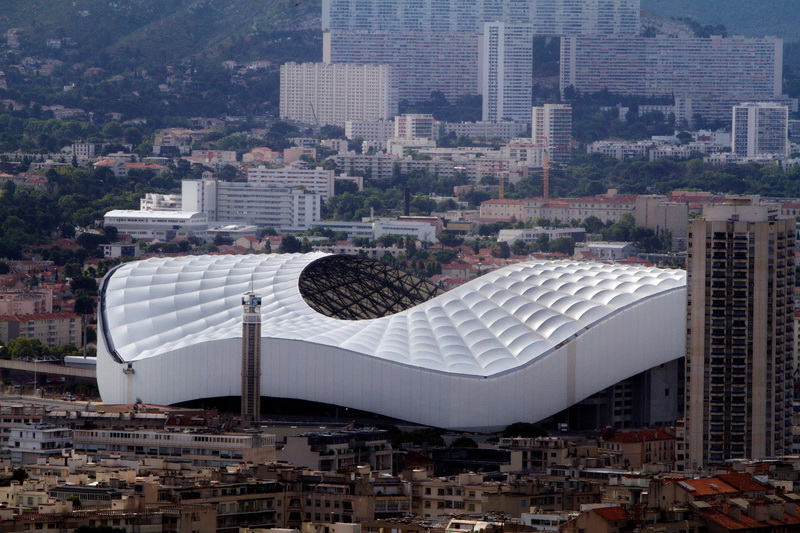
[641,0,800,42]
[0,0,323,65]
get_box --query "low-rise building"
[103,210,209,242]
[8,425,72,467]
[0,312,80,347]
[278,429,393,475]
[497,227,585,244]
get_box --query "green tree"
[0,261,9,275]
[101,122,123,139]
[6,338,48,359]
[450,437,478,448]
[279,235,302,253]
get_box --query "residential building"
[182,178,322,231]
[333,153,397,180]
[497,227,585,244]
[0,289,53,316]
[599,429,676,470]
[442,121,527,141]
[152,128,196,156]
[344,121,395,142]
[732,102,789,158]
[280,62,398,127]
[685,198,795,469]
[560,35,785,124]
[576,242,637,260]
[72,429,276,467]
[531,104,572,164]
[103,210,209,241]
[278,429,393,474]
[8,424,72,467]
[139,193,182,211]
[323,0,639,102]
[99,242,140,259]
[247,166,335,201]
[394,114,436,140]
[634,195,689,250]
[0,312,80,347]
[481,23,534,124]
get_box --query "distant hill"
[0,0,323,65]
[641,0,800,42]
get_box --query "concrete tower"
[241,291,262,423]
[685,198,795,469]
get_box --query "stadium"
[97,253,686,430]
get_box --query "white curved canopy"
[98,254,686,429]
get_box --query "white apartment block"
[498,227,586,244]
[182,178,321,231]
[247,166,335,200]
[561,35,783,124]
[280,62,398,127]
[345,120,395,141]
[140,192,182,211]
[394,114,436,139]
[732,102,789,158]
[322,0,640,36]
[481,22,534,124]
[103,210,209,241]
[323,0,638,102]
[532,104,573,164]
[442,121,527,142]
[72,429,276,467]
[8,425,72,467]
[333,154,397,180]
[314,219,438,243]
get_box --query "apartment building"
[182,178,322,231]
[247,166,335,201]
[72,429,276,467]
[732,102,790,158]
[479,194,636,224]
[686,199,795,468]
[394,114,436,140]
[561,35,784,124]
[280,63,398,127]
[0,312,80,347]
[103,210,209,241]
[481,23,534,124]
[442,121,527,141]
[0,289,53,316]
[344,121,395,142]
[8,425,72,467]
[333,154,397,180]
[323,0,639,101]
[531,104,572,164]
[277,429,393,474]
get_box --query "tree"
[6,338,47,359]
[70,276,98,295]
[437,233,464,248]
[0,261,9,275]
[74,295,95,315]
[123,127,143,147]
[103,226,118,242]
[101,122,123,139]
[279,235,301,253]
[550,237,575,255]
[493,241,511,258]
[450,437,478,448]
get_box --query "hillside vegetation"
[0,0,322,66]
[641,0,800,42]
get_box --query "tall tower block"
[685,198,795,469]
[241,292,262,423]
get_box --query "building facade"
[103,210,209,241]
[531,104,572,164]
[247,166,335,201]
[280,62,398,127]
[732,102,789,158]
[481,23,534,124]
[685,199,795,469]
[560,35,783,124]
[182,178,322,231]
[324,0,639,102]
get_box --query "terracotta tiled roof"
[593,507,628,522]
[715,473,768,494]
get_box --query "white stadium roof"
[98,253,686,429]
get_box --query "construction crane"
[542,148,551,200]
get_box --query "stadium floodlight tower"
[241,291,262,424]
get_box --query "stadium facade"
[98,254,686,430]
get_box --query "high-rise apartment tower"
[685,199,795,469]
[241,291,262,423]
[531,104,572,164]
[732,102,789,158]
